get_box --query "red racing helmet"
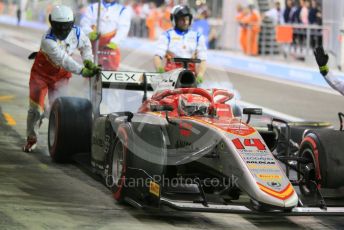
[178,94,209,116]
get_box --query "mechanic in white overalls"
[23,5,99,152]
[154,5,207,84]
[80,0,131,70]
[314,46,344,95]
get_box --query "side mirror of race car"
[150,104,177,125]
[243,108,263,124]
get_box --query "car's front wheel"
[298,133,322,197]
[105,126,130,202]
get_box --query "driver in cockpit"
[154,5,207,85]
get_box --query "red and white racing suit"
[27,26,93,139]
[323,71,344,96]
[155,28,207,72]
[80,1,131,70]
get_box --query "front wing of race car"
[159,198,344,216]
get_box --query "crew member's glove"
[314,46,329,76]
[83,60,102,75]
[81,67,96,78]
[89,31,100,42]
[106,42,118,50]
[84,60,97,69]
[196,75,204,84]
[157,67,165,73]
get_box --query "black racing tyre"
[299,129,344,190]
[276,121,332,155]
[298,132,322,196]
[105,126,131,202]
[287,121,333,144]
[48,97,92,163]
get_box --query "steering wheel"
[170,58,202,69]
[152,88,213,102]
[213,89,234,104]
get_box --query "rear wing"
[92,71,161,118]
[92,69,193,118]
[101,71,161,91]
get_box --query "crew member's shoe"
[23,136,37,152]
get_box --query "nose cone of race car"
[229,131,299,210]
[253,183,299,209]
[283,191,299,208]
[242,168,299,209]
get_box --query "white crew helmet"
[51,5,74,22]
[49,5,74,40]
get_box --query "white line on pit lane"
[119,63,304,122]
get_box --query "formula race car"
[47,64,344,215]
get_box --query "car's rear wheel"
[48,97,92,163]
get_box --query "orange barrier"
[276,25,293,44]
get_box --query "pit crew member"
[314,46,344,96]
[154,5,207,84]
[80,0,131,70]
[23,5,99,152]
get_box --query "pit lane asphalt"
[0,24,344,229]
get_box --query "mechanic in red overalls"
[154,5,207,84]
[23,5,99,152]
[80,0,131,70]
